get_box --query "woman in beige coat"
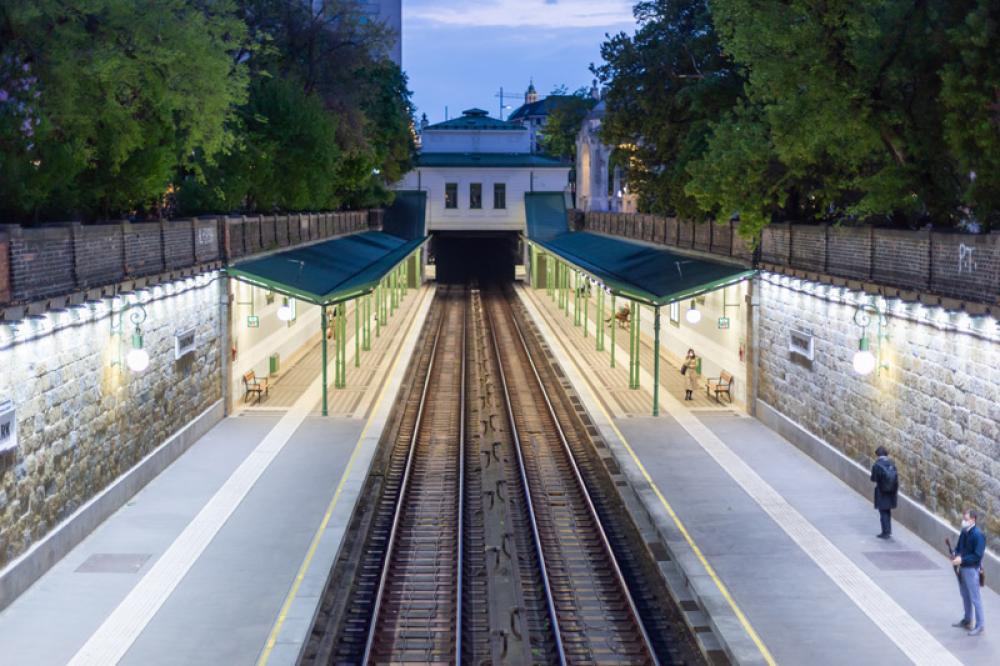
[683,348,699,400]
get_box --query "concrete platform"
[519,284,999,666]
[0,284,435,666]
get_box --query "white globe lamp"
[685,303,702,324]
[852,338,876,375]
[277,300,294,322]
[126,347,150,373]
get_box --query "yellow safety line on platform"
[257,285,432,666]
[517,285,777,666]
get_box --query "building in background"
[399,108,570,233]
[507,81,575,153]
[355,0,401,64]
[575,90,637,213]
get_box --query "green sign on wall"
[718,316,730,330]
[247,315,260,328]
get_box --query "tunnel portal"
[432,232,519,284]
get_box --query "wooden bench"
[606,305,631,330]
[706,371,734,403]
[242,370,269,404]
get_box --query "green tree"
[177,76,340,213]
[593,0,743,218]
[688,0,991,235]
[539,87,596,162]
[0,0,248,221]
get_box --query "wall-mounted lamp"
[852,301,888,376]
[111,302,150,373]
[685,301,702,324]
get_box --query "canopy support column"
[336,302,346,388]
[583,281,589,338]
[354,297,360,368]
[363,292,371,351]
[375,282,382,338]
[596,287,605,351]
[610,293,616,368]
[629,300,641,389]
[653,307,661,416]
[321,307,328,416]
[574,271,580,327]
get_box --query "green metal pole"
[375,283,381,337]
[363,293,371,351]
[574,272,581,327]
[596,288,604,351]
[633,302,641,389]
[354,297,360,368]
[321,308,328,416]
[610,293,616,368]
[653,307,661,416]
[341,302,347,386]
[583,282,589,338]
[628,299,636,388]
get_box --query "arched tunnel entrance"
[431,232,519,284]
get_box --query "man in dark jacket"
[951,509,986,636]
[870,446,899,539]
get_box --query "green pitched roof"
[226,231,427,306]
[415,152,571,168]
[424,108,525,132]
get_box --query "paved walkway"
[520,284,998,666]
[0,285,435,666]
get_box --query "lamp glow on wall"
[111,302,150,373]
[277,298,294,322]
[852,301,887,376]
[685,301,702,324]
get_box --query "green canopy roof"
[226,231,427,306]
[524,193,754,306]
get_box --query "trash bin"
[269,353,280,376]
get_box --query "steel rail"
[361,292,462,665]
[491,291,661,666]
[483,294,568,666]
[455,288,466,663]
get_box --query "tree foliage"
[0,0,415,222]
[593,1,743,218]
[539,87,596,162]
[597,0,1000,235]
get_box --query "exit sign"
[247,315,260,328]
[718,317,731,330]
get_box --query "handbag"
[681,364,688,375]
[981,567,986,588]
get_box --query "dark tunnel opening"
[431,232,519,285]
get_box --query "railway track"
[324,286,699,665]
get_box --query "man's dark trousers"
[879,509,892,536]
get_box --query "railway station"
[1,6,999,666]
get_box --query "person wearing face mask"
[951,509,986,636]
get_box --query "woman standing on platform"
[683,349,699,400]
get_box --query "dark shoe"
[952,620,971,629]
[967,626,984,636]
[876,533,891,539]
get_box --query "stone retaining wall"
[757,279,1000,552]
[0,278,224,568]
[581,212,1000,306]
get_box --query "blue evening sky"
[401,0,637,123]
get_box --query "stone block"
[224,217,245,260]
[790,224,827,271]
[260,215,276,250]
[678,219,695,248]
[693,221,712,252]
[761,222,791,265]
[827,225,872,280]
[873,228,930,290]
[710,221,733,256]
[275,215,289,247]
[122,222,164,277]
[194,219,220,262]
[287,214,301,245]
[73,224,124,288]
[162,220,195,270]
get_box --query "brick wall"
[758,281,1000,552]
[0,210,377,309]
[580,211,1000,306]
[0,233,9,304]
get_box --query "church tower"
[524,80,538,105]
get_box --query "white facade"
[421,130,530,154]
[398,108,571,232]
[397,168,570,232]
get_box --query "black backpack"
[879,462,899,494]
